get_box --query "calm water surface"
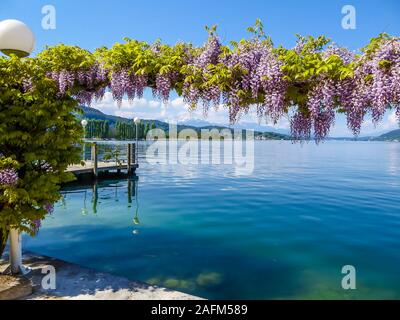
[25,141,400,299]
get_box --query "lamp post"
[81,119,88,161]
[0,19,35,275]
[134,117,141,164]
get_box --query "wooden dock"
[66,142,139,179]
[67,161,139,174]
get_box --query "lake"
[24,140,400,299]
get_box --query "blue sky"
[1,0,400,136]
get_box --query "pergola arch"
[9,23,400,141]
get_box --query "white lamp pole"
[81,119,88,161]
[134,117,141,164]
[9,229,22,274]
[0,19,35,275]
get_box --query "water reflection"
[130,178,140,226]
[387,143,400,177]
[92,182,98,214]
[60,176,141,233]
[82,190,88,215]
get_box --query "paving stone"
[0,275,33,300]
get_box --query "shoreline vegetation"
[80,106,400,142]
[80,106,289,141]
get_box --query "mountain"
[374,129,400,141]
[80,107,289,140]
[365,130,392,137]
[178,119,215,127]
[81,106,168,128]
[231,122,289,135]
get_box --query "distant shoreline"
[80,106,400,143]
[82,138,400,143]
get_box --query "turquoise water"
[25,141,400,299]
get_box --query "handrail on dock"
[67,142,139,179]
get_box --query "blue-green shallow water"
[25,141,400,299]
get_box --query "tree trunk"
[0,229,9,259]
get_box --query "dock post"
[92,180,98,214]
[91,142,98,179]
[127,143,132,174]
[132,143,136,164]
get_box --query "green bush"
[0,55,82,257]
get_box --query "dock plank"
[67,161,137,174]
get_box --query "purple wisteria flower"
[44,203,54,214]
[33,219,41,234]
[0,168,18,187]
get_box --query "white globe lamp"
[81,119,88,127]
[0,19,35,57]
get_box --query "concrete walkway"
[0,252,202,300]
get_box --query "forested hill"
[80,106,167,128]
[374,129,400,141]
[79,106,290,140]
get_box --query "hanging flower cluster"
[32,203,54,234]
[0,168,18,186]
[44,203,54,214]
[47,63,108,106]
[38,45,109,106]
[110,69,148,105]
[32,219,41,234]
[183,29,222,112]
[36,21,400,142]
[354,36,399,132]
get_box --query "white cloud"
[114,111,135,118]
[94,92,161,112]
[360,111,399,133]
[149,100,161,108]
[329,110,399,137]
[385,110,399,129]
[170,97,187,108]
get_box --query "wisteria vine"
[34,21,400,142]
